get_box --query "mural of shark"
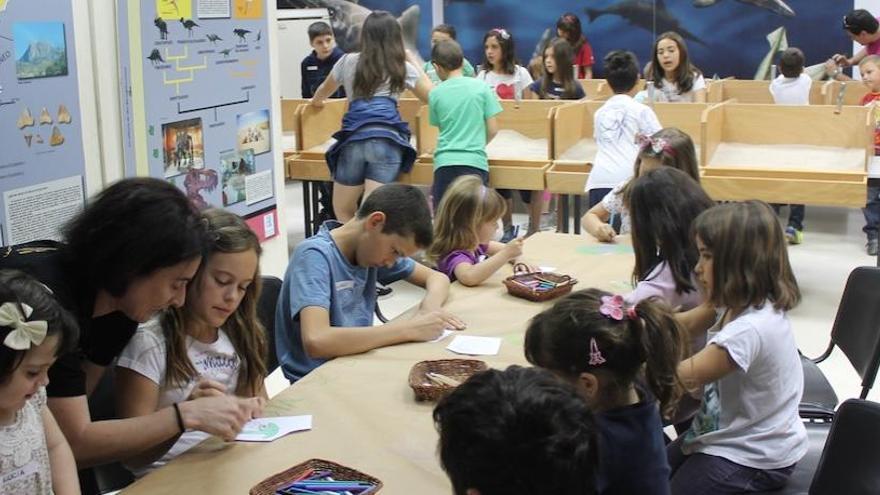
[693,0,795,18]
[277,0,423,64]
[585,0,704,45]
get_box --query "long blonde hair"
[161,208,267,396]
[428,176,506,263]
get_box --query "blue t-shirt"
[596,398,671,495]
[275,221,416,382]
[528,77,586,100]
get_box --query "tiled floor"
[267,181,880,405]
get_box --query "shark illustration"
[277,0,423,64]
[693,0,795,18]
[586,0,704,45]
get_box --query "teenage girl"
[671,201,807,493]
[311,11,433,221]
[648,32,706,103]
[428,176,525,286]
[116,209,267,477]
[526,288,685,495]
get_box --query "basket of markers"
[503,263,578,302]
[409,359,489,401]
[250,458,383,495]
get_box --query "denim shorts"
[333,138,403,186]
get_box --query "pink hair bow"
[635,133,675,156]
[492,28,510,40]
[599,295,625,321]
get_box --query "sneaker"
[784,226,803,245]
[500,225,519,243]
[868,239,879,256]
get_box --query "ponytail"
[629,298,688,418]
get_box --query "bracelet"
[172,402,185,432]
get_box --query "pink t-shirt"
[867,17,880,55]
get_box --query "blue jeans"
[667,438,795,494]
[333,138,403,186]
[771,204,805,231]
[864,178,880,241]
[432,166,489,210]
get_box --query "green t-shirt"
[429,76,503,171]
[423,58,476,84]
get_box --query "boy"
[433,366,598,495]
[300,21,344,222]
[769,47,809,244]
[860,55,880,255]
[829,9,880,80]
[423,24,476,84]
[300,21,345,99]
[276,184,465,382]
[429,40,502,209]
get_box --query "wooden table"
[121,233,635,495]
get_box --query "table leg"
[560,194,570,234]
[302,181,313,238]
[573,195,583,235]
[310,182,321,235]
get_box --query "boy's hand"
[501,237,524,260]
[408,310,466,341]
[595,224,616,242]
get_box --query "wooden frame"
[700,102,871,207]
[821,80,870,107]
[706,79,826,105]
[281,98,307,160]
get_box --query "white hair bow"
[0,302,48,350]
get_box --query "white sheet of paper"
[539,266,558,273]
[429,329,455,343]
[235,415,313,442]
[446,336,501,356]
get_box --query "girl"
[0,270,80,495]
[649,32,706,103]
[588,50,662,208]
[671,201,807,493]
[556,13,594,79]
[526,38,585,100]
[429,176,525,286]
[525,288,686,495]
[116,208,268,477]
[311,11,433,222]
[583,128,700,242]
[477,28,535,241]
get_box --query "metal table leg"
[302,181,313,238]
[573,195,583,235]
[560,194,570,234]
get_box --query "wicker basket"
[503,264,578,302]
[250,458,383,495]
[408,359,488,401]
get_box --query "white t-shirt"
[330,53,420,100]
[600,180,631,234]
[655,73,706,103]
[682,303,808,470]
[117,319,242,478]
[769,74,812,105]
[587,95,662,191]
[0,388,51,495]
[476,65,533,100]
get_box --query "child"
[423,24,476,84]
[582,127,699,241]
[300,21,345,99]
[587,50,662,208]
[0,270,80,495]
[557,13,594,79]
[671,201,807,493]
[769,47,809,245]
[526,38,586,100]
[428,39,502,209]
[433,365,599,495]
[300,21,344,224]
[860,54,880,255]
[116,209,268,477]
[648,32,706,103]
[311,11,433,222]
[428,176,524,286]
[525,288,686,495]
[476,27,536,241]
[625,167,713,312]
[276,184,465,383]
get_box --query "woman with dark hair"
[310,11,433,222]
[0,177,263,476]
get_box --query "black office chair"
[799,266,880,421]
[755,399,880,495]
[257,275,283,374]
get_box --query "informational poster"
[117,0,276,218]
[0,0,87,245]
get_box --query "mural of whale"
[693,0,796,18]
[585,0,704,45]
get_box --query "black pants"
[432,166,489,210]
